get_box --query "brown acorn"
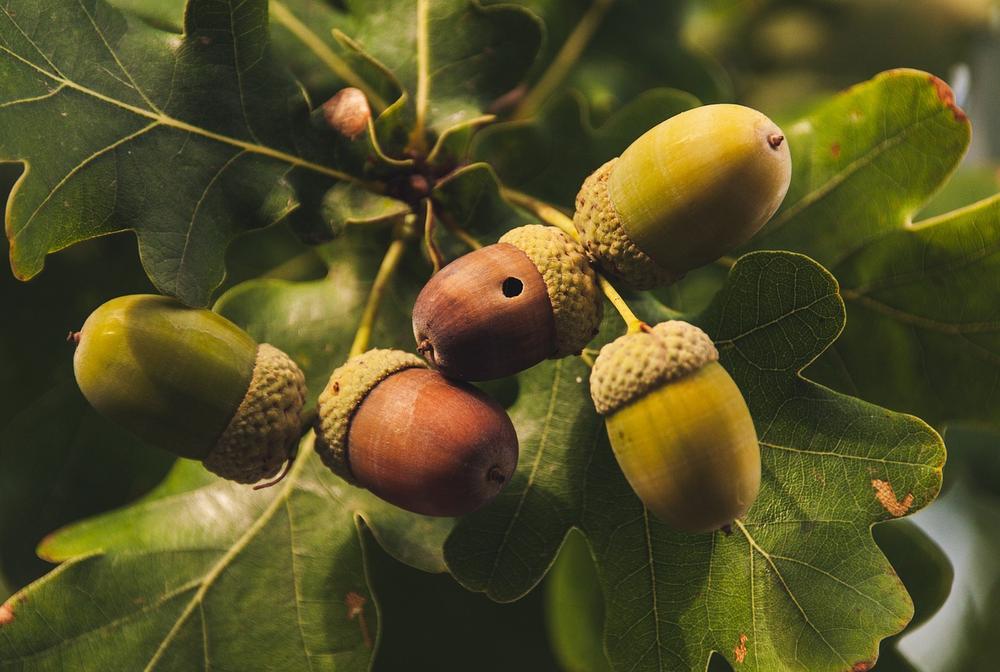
[412,225,602,381]
[314,349,519,517]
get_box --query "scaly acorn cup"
[590,321,760,533]
[314,349,519,516]
[574,104,792,289]
[412,224,602,381]
[73,295,307,485]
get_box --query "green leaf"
[0,0,357,306]
[338,0,542,150]
[720,68,1000,429]
[445,251,945,672]
[475,88,698,207]
[544,529,612,672]
[484,0,729,118]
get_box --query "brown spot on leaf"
[851,662,873,672]
[928,74,968,122]
[872,479,913,517]
[734,633,748,664]
[346,591,372,649]
[0,603,14,626]
[830,143,841,158]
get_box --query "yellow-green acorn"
[314,349,519,516]
[73,295,307,484]
[412,224,602,381]
[590,321,760,533]
[574,104,792,289]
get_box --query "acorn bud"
[314,349,518,516]
[321,87,371,140]
[590,321,760,533]
[412,224,602,381]
[574,104,792,289]
[73,295,307,484]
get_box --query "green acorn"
[314,349,519,516]
[574,104,792,289]
[590,321,760,533]
[73,295,307,484]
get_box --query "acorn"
[590,321,760,533]
[314,349,519,516]
[412,224,602,381]
[73,294,307,485]
[574,104,792,289]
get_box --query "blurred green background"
[2,1,1000,670]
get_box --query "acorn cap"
[203,344,308,484]
[590,321,718,415]
[573,159,677,290]
[498,224,603,357]
[314,349,427,481]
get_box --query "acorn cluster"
[72,104,790,531]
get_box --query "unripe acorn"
[314,349,519,516]
[412,224,602,381]
[73,295,307,484]
[574,104,792,289]
[590,321,760,533]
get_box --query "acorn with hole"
[574,104,792,289]
[590,320,760,533]
[412,224,602,381]
[314,349,518,516]
[73,294,307,484]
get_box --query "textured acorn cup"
[314,349,519,516]
[590,321,760,533]
[412,225,602,381]
[574,104,792,289]
[73,295,307,484]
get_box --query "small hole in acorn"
[501,277,523,298]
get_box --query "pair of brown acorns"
[312,223,601,517]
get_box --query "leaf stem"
[422,199,445,273]
[435,208,483,250]
[598,275,646,333]
[349,235,409,357]
[409,0,431,153]
[502,187,646,332]
[512,0,615,120]
[270,1,388,112]
[501,187,577,239]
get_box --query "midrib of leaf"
[758,441,940,469]
[734,520,850,668]
[840,293,1000,367]
[512,0,614,121]
[268,0,388,111]
[141,441,316,671]
[0,18,365,190]
[641,509,665,670]
[762,106,952,237]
